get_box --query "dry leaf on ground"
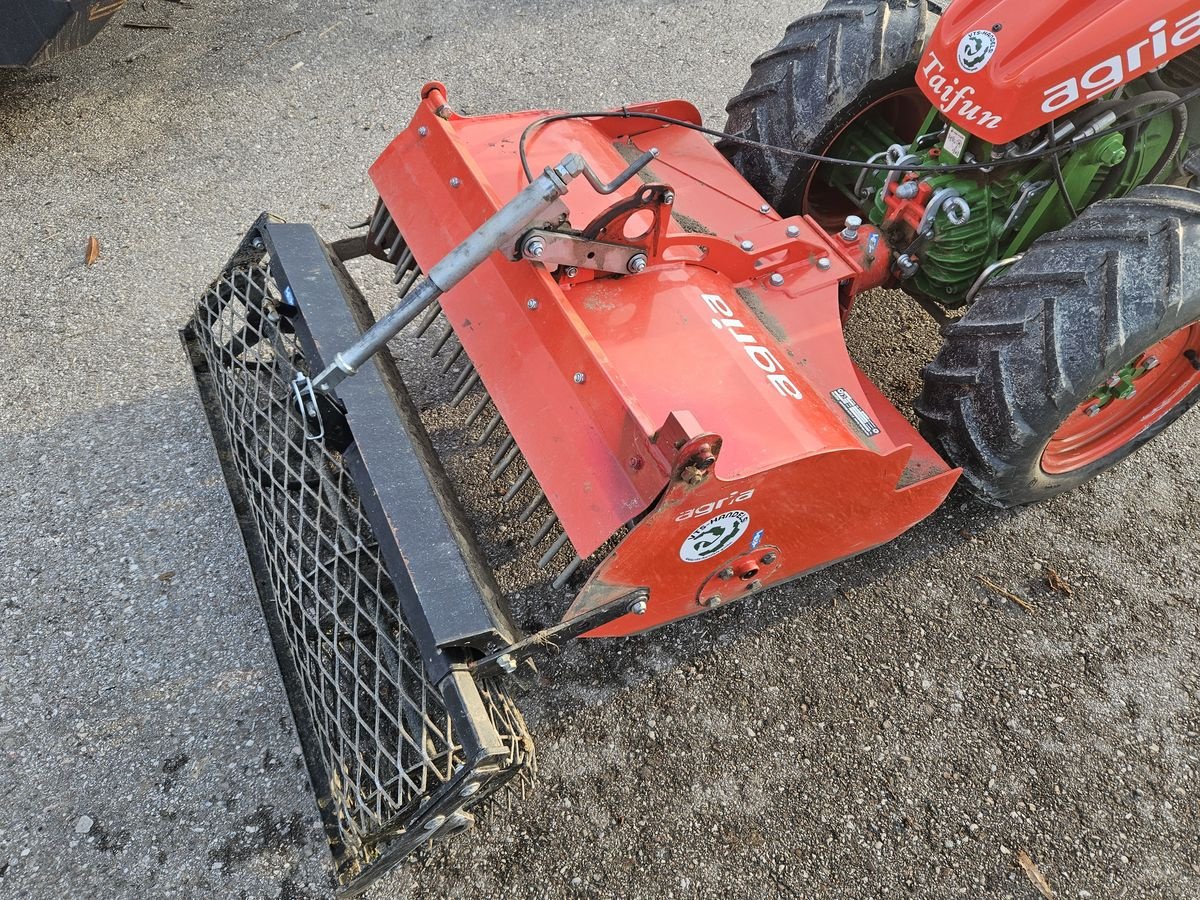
[1017,849,1054,899]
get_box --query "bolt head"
[252,237,265,251]
[564,266,578,278]
[705,596,722,608]
[1142,356,1159,371]
[449,177,461,188]
[816,257,832,271]
[573,372,586,384]
[740,240,754,252]
[663,192,675,205]
[746,580,763,592]
[897,182,920,200]
[786,225,801,238]
[760,204,771,214]
[769,273,785,287]
[718,568,734,580]
[526,298,538,309]
[417,125,428,137]
[1084,404,1102,417]
[628,455,644,471]
[497,654,517,674]
[627,253,648,274]
[629,599,648,616]
[760,553,777,565]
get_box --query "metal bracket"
[469,589,649,678]
[519,229,648,276]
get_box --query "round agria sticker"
[679,510,751,563]
[957,29,998,74]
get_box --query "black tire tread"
[916,185,1200,506]
[721,0,931,208]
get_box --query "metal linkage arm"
[311,149,654,395]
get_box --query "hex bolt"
[897,182,920,200]
[418,126,429,137]
[627,253,648,274]
[663,192,675,205]
[573,372,586,384]
[747,580,763,592]
[817,257,832,271]
[523,236,545,258]
[497,654,517,674]
[740,240,754,251]
[761,553,777,564]
[449,177,461,188]
[459,782,482,798]
[526,298,539,310]
[1142,356,1159,371]
[769,273,785,288]
[840,216,863,242]
[705,596,722,608]
[252,237,265,251]
[1084,404,1102,417]
[786,225,801,238]
[564,266,578,278]
[760,204,771,214]
[718,568,734,580]
[629,599,648,616]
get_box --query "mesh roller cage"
[182,216,534,895]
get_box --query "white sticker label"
[679,510,751,564]
[943,126,967,159]
[957,29,998,73]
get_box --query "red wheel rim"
[1041,322,1200,475]
[803,87,930,230]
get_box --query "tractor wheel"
[721,0,934,229]
[916,185,1200,508]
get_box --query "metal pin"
[369,202,388,237]
[518,489,545,523]
[451,361,476,393]
[479,412,503,443]
[413,301,442,338]
[387,231,406,263]
[431,324,455,357]
[538,532,570,568]
[452,371,480,407]
[503,466,534,502]
[552,555,584,589]
[531,513,559,547]
[441,343,465,374]
[391,248,414,283]
[465,393,492,428]
[490,435,515,467]
[490,445,520,481]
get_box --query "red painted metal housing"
[919,0,1200,144]
[370,85,959,637]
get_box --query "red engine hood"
[919,0,1200,145]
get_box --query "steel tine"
[503,466,533,502]
[490,445,520,481]
[387,230,406,262]
[518,489,545,524]
[490,435,515,468]
[464,392,492,428]
[397,265,423,297]
[431,324,454,357]
[552,555,585,589]
[391,247,414,282]
[451,360,476,393]
[413,300,442,337]
[479,412,503,444]
[530,513,559,547]
[452,371,481,408]
[441,344,465,374]
[368,201,388,237]
[538,532,571,569]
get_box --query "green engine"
[830,72,1193,309]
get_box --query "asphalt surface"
[1,2,1198,899]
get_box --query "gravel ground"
[1,2,1198,899]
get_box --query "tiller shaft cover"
[370,84,959,637]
